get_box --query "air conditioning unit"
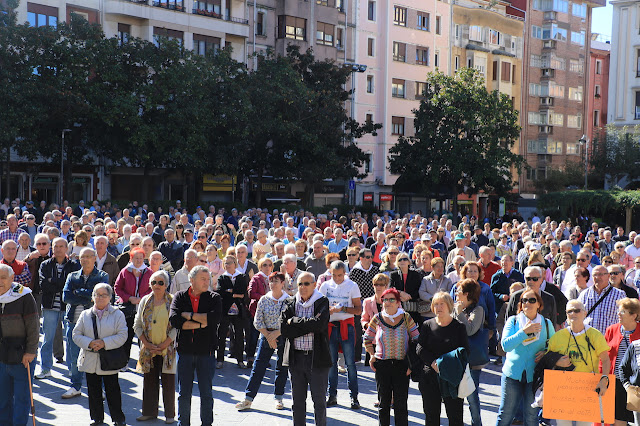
[542,40,556,49]
[539,97,554,106]
[539,125,552,134]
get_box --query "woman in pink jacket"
[114,247,153,369]
[361,273,391,364]
[246,257,274,367]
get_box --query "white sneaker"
[34,370,51,379]
[235,399,252,411]
[61,387,81,399]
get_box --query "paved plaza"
[31,339,503,425]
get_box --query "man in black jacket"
[505,265,559,329]
[169,265,222,426]
[280,271,331,426]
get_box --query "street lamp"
[579,134,588,190]
[61,129,71,204]
[342,63,367,205]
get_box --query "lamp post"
[579,134,588,190]
[342,63,367,205]
[61,129,71,204]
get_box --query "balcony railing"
[153,1,186,11]
[192,9,249,24]
[635,106,640,120]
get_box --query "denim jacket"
[62,267,109,322]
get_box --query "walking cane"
[26,364,36,426]
[595,383,604,426]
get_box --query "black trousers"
[217,314,246,362]
[86,373,125,423]
[290,351,329,426]
[375,359,409,426]
[418,369,463,426]
[123,315,135,364]
[354,315,363,363]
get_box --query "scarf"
[258,271,268,279]
[296,288,323,308]
[222,270,241,282]
[518,312,542,346]
[126,262,148,273]
[0,283,32,305]
[266,291,289,302]
[381,307,405,320]
[351,261,374,273]
[137,293,176,374]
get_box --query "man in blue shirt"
[328,228,348,254]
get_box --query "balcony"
[539,125,553,134]
[541,68,555,78]
[543,11,557,21]
[539,97,554,107]
[192,9,249,24]
[542,40,556,49]
[152,1,186,11]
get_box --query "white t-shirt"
[319,277,361,322]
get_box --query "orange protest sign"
[542,370,615,424]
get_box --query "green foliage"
[537,189,640,219]
[590,125,640,188]
[388,68,524,216]
[533,160,586,193]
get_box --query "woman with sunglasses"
[174,224,185,243]
[133,270,176,423]
[364,287,419,426]
[609,264,639,299]
[236,271,290,411]
[447,255,466,285]
[605,298,640,426]
[391,252,424,325]
[379,246,400,277]
[615,242,634,270]
[245,257,275,368]
[547,300,611,426]
[496,289,557,426]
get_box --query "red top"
[604,322,640,374]
[478,261,501,285]
[188,287,200,313]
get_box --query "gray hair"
[149,250,163,260]
[184,249,197,260]
[282,253,297,263]
[479,246,491,256]
[188,265,211,284]
[523,265,543,277]
[0,263,14,277]
[92,283,113,299]
[149,270,170,285]
[93,235,107,245]
[330,260,347,272]
[34,233,49,245]
[79,247,97,258]
[47,227,60,237]
[129,234,142,244]
[52,236,68,248]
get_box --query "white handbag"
[458,365,476,399]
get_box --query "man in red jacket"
[0,240,31,287]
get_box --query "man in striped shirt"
[579,265,626,334]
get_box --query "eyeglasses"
[150,280,165,286]
[618,310,629,315]
[373,283,387,287]
[382,298,397,303]
[94,293,110,299]
[520,297,538,304]
[347,254,358,257]
[566,309,582,314]
[388,252,399,255]
[525,276,541,282]
[36,242,48,246]
[398,258,410,262]
[199,260,207,263]
[298,281,314,287]
[261,263,273,268]
[577,258,589,262]
[593,272,609,277]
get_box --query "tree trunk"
[63,139,73,203]
[141,166,150,202]
[304,182,315,209]
[451,185,459,226]
[254,172,263,207]
[4,147,10,199]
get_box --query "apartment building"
[608,0,640,128]
[353,0,451,211]
[587,39,609,143]
[517,0,604,194]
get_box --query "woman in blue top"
[496,289,563,426]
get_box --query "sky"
[591,0,613,39]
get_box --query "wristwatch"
[190,312,194,321]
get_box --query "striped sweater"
[363,312,419,360]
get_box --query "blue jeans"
[245,335,288,401]
[65,321,82,391]
[0,360,36,426]
[40,309,64,372]
[328,323,358,399]
[467,368,482,426]
[245,323,260,361]
[496,375,537,426]
[177,353,215,426]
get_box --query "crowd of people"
[4,198,640,425]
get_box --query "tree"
[388,68,524,219]
[590,124,640,189]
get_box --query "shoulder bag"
[91,313,129,371]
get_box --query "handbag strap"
[91,312,99,340]
[586,285,613,318]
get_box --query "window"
[567,114,582,128]
[511,37,518,52]
[531,54,543,68]
[527,140,561,154]
[572,3,586,17]
[532,26,543,39]
[336,0,344,11]
[473,56,486,75]
[549,112,563,125]
[571,31,585,46]
[596,60,602,75]
[434,51,440,68]
[542,24,567,41]
[257,12,265,36]
[501,62,511,82]
[153,27,184,47]
[194,0,222,16]
[366,113,373,123]
[634,92,640,119]
[469,26,483,42]
[489,29,502,46]
[394,6,407,26]
[547,141,562,154]
[391,116,405,135]
[533,0,568,12]
[568,86,583,101]
[528,112,545,125]
[455,24,459,39]
[570,59,584,74]
[278,16,306,40]
[529,83,545,96]
[455,55,460,70]
[368,1,375,21]
[317,0,328,6]
[593,111,600,126]
[595,85,601,97]
[366,75,374,93]
[435,16,441,35]
[417,12,430,31]
[492,61,498,81]
[416,47,429,66]
[155,0,184,10]
[117,23,130,45]
[393,42,406,62]
[566,143,580,154]
[368,38,375,56]
[549,81,564,97]
[526,168,537,180]
[416,81,428,100]
[512,64,517,84]
[26,3,58,27]
[194,34,221,55]
[316,22,334,45]
[364,153,372,173]
[392,79,405,98]
[335,28,343,48]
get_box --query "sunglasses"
[363,256,372,259]
[398,258,410,262]
[347,254,358,257]
[373,283,387,287]
[388,252,399,255]
[298,281,314,287]
[604,260,613,264]
[382,298,397,303]
[520,297,538,304]
[261,263,273,267]
[150,280,165,286]
[36,242,48,246]
[525,277,541,282]
[610,271,621,275]
[566,309,582,314]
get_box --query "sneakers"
[275,400,284,410]
[164,418,175,424]
[235,399,252,411]
[337,365,347,374]
[136,415,156,421]
[237,361,247,369]
[350,398,361,410]
[34,370,51,379]
[62,387,81,399]
[326,396,338,407]
[246,358,254,369]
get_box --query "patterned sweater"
[253,292,291,331]
[363,312,419,360]
[349,264,380,299]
